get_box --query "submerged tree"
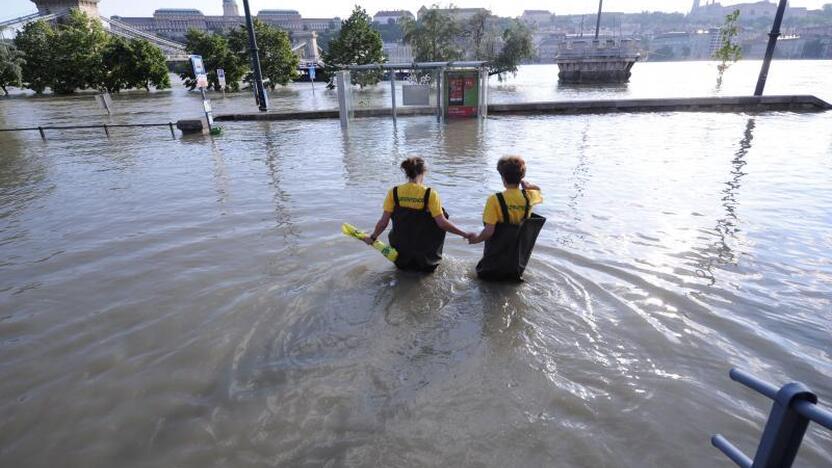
[714,9,742,88]
[14,11,168,95]
[182,29,246,92]
[401,6,461,62]
[403,7,533,80]
[0,42,25,95]
[323,6,385,88]
[228,19,298,89]
[101,38,171,93]
[488,20,534,80]
[50,9,109,94]
[14,20,53,94]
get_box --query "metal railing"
[712,368,832,468]
[0,9,68,29]
[0,122,178,140]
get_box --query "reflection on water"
[696,118,755,285]
[1,62,832,467]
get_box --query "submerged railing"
[0,122,177,140]
[712,368,832,467]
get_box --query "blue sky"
[3,0,830,21]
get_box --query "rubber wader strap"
[496,193,510,224]
[423,188,432,212]
[521,189,530,220]
[393,186,400,207]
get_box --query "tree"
[714,9,742,88]
[228,20,298,89]
[465,11,492,61]
[323,6,385,88]
[182,29,245,92]
[14,20,53,94]
[488,20,534,79]
[50,9,109,94]
[0,42,26,95]
[129,39,171,91]
[402,6,461,62]
[403,7,532,80]
[100,36,133,93]
[101,38,171,93]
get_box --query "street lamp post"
[754,0,789,96]
[241,0,269,111]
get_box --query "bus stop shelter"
[336,61,489,127]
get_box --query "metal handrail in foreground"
[712,368,832,468]
[0,122,177,140]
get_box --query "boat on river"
[555,0,640,84]
[555,35,640,84]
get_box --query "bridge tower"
[223,0,240,17]
[30,0,100,17]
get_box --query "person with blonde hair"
[469,156,546,280]
[364,157,474,272]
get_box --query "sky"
[3,0,830,21]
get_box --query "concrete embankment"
[215,95,832,122]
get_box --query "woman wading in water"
[469,156,546,281]
[364,157,474,272]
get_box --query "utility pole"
[754,0,788,96]
[595,0,603,40]
[241,0,269,111]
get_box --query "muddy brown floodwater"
[1,62,831,467]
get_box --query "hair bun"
[401,157,426,180]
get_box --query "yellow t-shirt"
[383,183,444,218]
[482,189,543,225]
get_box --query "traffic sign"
[308,66,316,81]
[217,68,226,89]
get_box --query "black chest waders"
[476,190,546,281]
[388,187,449,273]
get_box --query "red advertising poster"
[446,71,480,118]
[449,77,465,105]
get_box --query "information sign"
[217,68,226,89]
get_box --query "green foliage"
[0,42,26,95]
[228,20,298,89]
[100,37,132,93]
[403,7,532,80]
[101,37,170,93]
[714,9,742,86]
[129,39,171,91]
[402,6,461,62]
[50,9,109,94]
[488,20,534,79]
[323,6,385,88]
[14,20,53,94]
[13,10,169,95]
[181,29,245,92]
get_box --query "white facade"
[373,10,414,25]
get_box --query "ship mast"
[595,0,603,40]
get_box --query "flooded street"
[1,62,831,467]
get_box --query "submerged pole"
[595,0,603,40]
[754,0,788,96]
[241,0,269,111]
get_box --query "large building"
[222,0,238,17]
[373,10,414,25]
[111,1,339,42]
[417,6,489,23]
[520,10,554,27]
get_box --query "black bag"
[388,186,448,273]
[476,190,546,281]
